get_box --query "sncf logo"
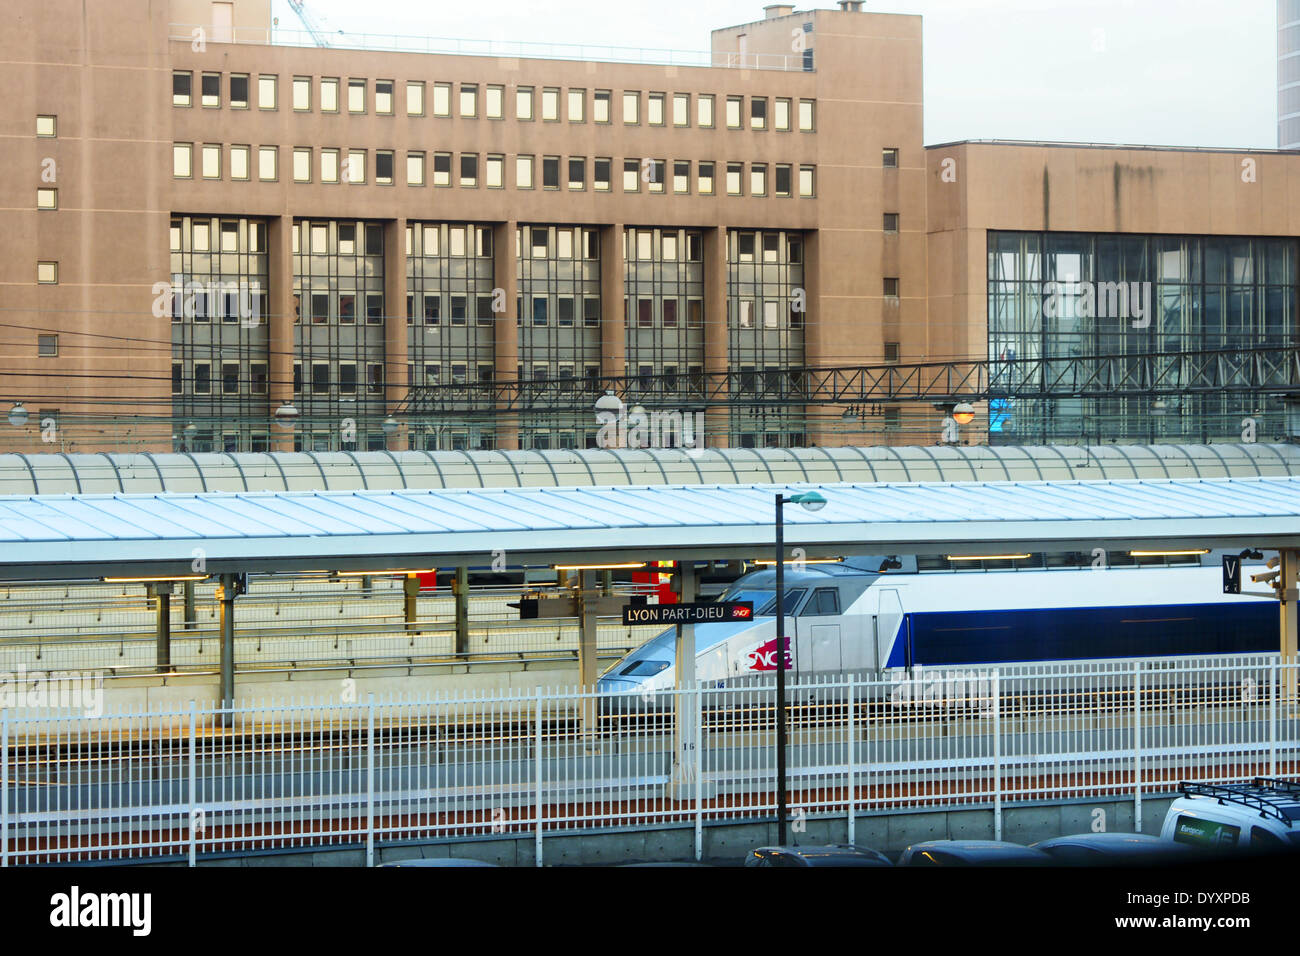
[733,606,752,619]
[746,637,792,671]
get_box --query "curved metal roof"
[0,444,1295,495]
[1,477,1299,581]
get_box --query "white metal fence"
[2,654,1297,866]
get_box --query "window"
[194,363,211,394]
[663,300,678,327]
[750,163,766,196]
[808,589,840,616]
[201,72,220,108]
[346,149,365,183]
[433,152,451,186]
[775,164,791,197]
[321,148,339,183]
[258,74,277,110]
[648,92,665,125]
[673,160,690,194]
[321,77,338,112]
[884,277,900,298]
[623,90,639,124]
[516,86,533,120]
[230,146,249,180]
[751,96,767,129]
[460,83,477,117]
[222,362,240,395]
[698,161,715,195]
[173,143,192,178]
[36,187,57,209]
[366,292,383,323]
[516,154,534,189]
[376,79,394,114]
[407,151,425,185]
[293,76,311,111]
[726,162,743,196]
[172,71,192,107]
[338,363,357,395]
[460,153,478,187]
[885,342,900,363]
[647,159,665,193]
[568,157,586,190]
[258,146,277,181]
[542,155,559,190]
[584,298,601,327]
[172,363,183,394]
[482,84,502,119]
[882,147,899,168]
[542,87,559,121]
[293,148,311,182]
[593,157,611,191]
[688,299,703,328]
[726,95,743,129]
[798,99,815,131]
[251,363,268,394]
[883,212,899,233]
[433,82,451,116]
[698,94,714,128]
[37,261,57,284]
[347,78,365,113]
[568,88,585,122]
[775,97,791,131]
[311,362,330,393]
[486,153,504,188]
[672,93,689,127]
[376,150,394,185]
[799,165,815,197]
[230,73,249,109]
[594,89,610,123]
[623,159,639,192]
[367,364,384,395]
[407,80,424,116]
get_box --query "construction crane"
[286,0,331,47]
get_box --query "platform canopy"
[0,476,1299,582]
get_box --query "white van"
[1160,779,1300,851]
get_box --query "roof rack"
[1179,779,1300,826]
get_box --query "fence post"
[694,683,703,861]
[847,674,855,846]
[365,693,375,868]
[187,700,196,867]
[2,708,8,868]
[1270,658,1278,778]
[1133,661,1142,833]
[534,687,544,868]
[992,670,1001,842]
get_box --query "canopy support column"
[454,567,469,655]
[670,562,699,799]
[149,582,172,673]
[403,573,419,631]
[578,569,599,733]
[1282,550,1298,703]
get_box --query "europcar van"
[1161,778,1300,852]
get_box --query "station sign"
[622,601,754,626]
[1222,555,1241,594]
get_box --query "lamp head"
[790,491,827,512]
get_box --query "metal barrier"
[2,654,1297,866]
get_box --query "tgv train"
[596,554,1278,699]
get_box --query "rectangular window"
[452,363,467,384]
[623,159,639,192]
[799,165,815,197]
[230,73,249,109]
[347,78,365,113]
[339,292,355,324]
[593,89,610,123]
[726,95,742,129]
[698,94,714,128]
[346,148,365,184]
[673,160,690,194]
[486,153,504,188]
[542,155,559,190]
[558,297,575,327]
[460,153,478,187]
[637,298,653,327]
[623,90,639,124]
[36,115,56,137]
[433,82,451,116]
[542,87,559,121]
[726,162,743,196]
[775,97,791,131]
[532,296,548,326]
[366,293,384,324]
[516,154,534,189]
[885,342,900,363]
[321,148,339,183]
[251,363,268,393]
[478,364,494,383]
[423,363,440,384]
[407,151,425,185]
[376,150,394,185]
[763,300,779,328]
[583,298,600,327]
[798,99,815,131]
[672,93,689,127]
[663,299,678,328]
[883,212,899,233]
[339,362,357,395]
[258,74,277,110]
[688,299,703,328]
[568,88,585,122]
[882,147,899,168]
[751,96,767,129]
[293,363,301,392]
[194,363,211,394]
[172,363,183,394]
[311,362,330,393]
[293,76,311,111]
[375,79,393,114]
[594,157,611,191]
[648,91,665,125]
[698,161,714,195]
[173,143,192,178]
[460,83,477,117]
[485,84,504,118]
[201,72,221,108]
[36,261,57,284]
[230,146,250,180]
[750,163,766,196]
[516,86,533,120]
[222,362,240,395]
[433,152,451,186]
[884,277,900,297]
[775,164,791,197]
[258,145,277,181]
[293,147,311,182]
[172,71,192,107]
[321,77,338,112]
[407,80,424,115]
[647,159,665,193]
[568,156,586,190]
[450,293,467,323]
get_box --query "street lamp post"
[774,489,827,845]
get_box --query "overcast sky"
[272,0,1278,149]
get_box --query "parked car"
[1031,832,1194,864]
[897,840,1050,866]
[377,857,500,867]
[745,844,893,867]
[1160,778,1300,852]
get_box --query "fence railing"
[2,654,1297,866]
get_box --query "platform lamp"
[774,489,827,845]
[7,402,29,428]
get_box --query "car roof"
[904,840,1050,860]
[1033,832,1169,848]
[1176,779,1300,827]
[755,844,891,864]
[377,857,499,867]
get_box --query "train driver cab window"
[759,588,807,616]
[807,588,840,616]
